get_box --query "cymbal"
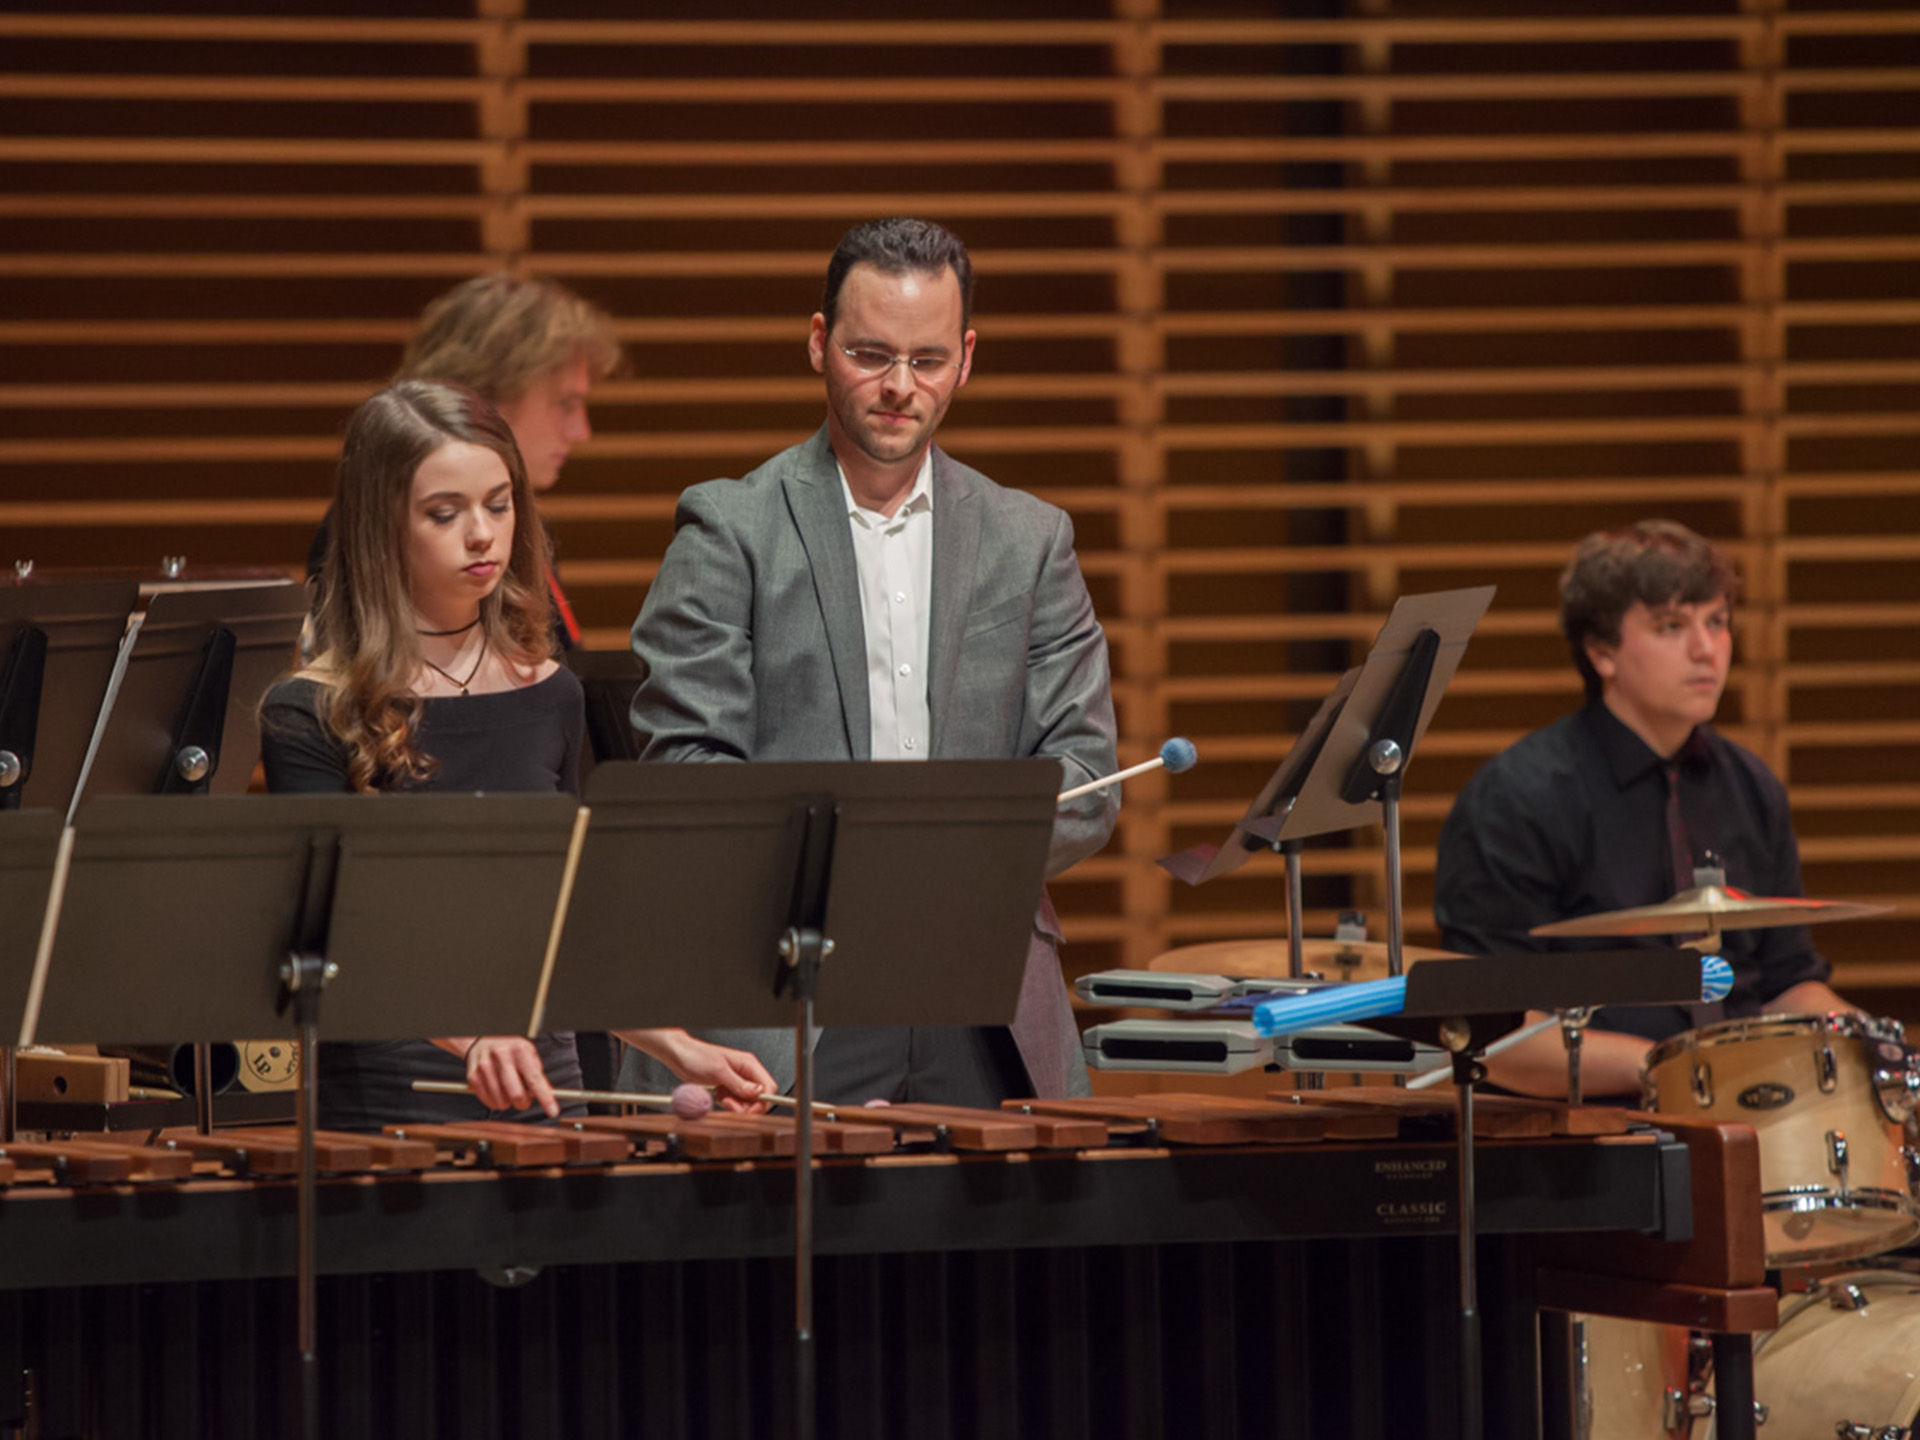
[1145,937,1462,981]
[1530,883,1891,939]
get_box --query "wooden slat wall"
[2,2,1915,1007]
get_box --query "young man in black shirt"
[1434,520,1852,1097]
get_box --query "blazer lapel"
[783,428,871,760]
[927,447,981,758]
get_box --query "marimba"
[0,1093,1719,1440]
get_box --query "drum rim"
[1643,1010,1906,1074]
[1763,1186,1918,1214]
[1763,1198,1920,1267]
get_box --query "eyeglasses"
[836,345,960,380]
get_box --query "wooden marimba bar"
[0,1092,1709,1440]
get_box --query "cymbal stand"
[1558,1006,1593,1107]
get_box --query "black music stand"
[0,809,65,1142]
[562,648,646,779]
[1160,586,1493,979]
[538,758,1060,1440]
[69,581,307,817]
[26,792,581,1440]
[1361,948,1702,1440]
[0,577,139,814]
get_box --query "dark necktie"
[1663,761,1693,897]
[1665,760,1722,1025]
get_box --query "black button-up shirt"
[1434,701,1829,1042]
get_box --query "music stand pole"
[1437,1018,1485,1440]
[780,923,828,1440]
[281,947,331,1440]
[1379,765,1406,978]
[1281,840,1306,980]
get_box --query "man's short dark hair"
[1559,519,1742,701]
[820,218,974,335]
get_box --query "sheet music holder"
[538,757,1058,1440]
[562,648,647,776]
[24,791,580,1440]
[67,580,306,818]
[28,793,578,1046]
[0,577,139,813]
[538,758,1058,1032]
[1160,586,1493,982]
[1158,667,1358,889]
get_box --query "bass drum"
[1576,1313,1695,1439]
[1705,1269,1920,1437]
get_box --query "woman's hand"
[620,1027,778,1113]
[434,1035,560,1117]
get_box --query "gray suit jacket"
[625,425,1118,1098]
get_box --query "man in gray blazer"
[627,217,1118,1102]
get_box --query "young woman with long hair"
[263,380,773,1128]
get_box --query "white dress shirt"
[839,454,933,761]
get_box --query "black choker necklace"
[418,616,481,637]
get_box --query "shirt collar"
[1578,700,1712,790]
[837,451,933,524]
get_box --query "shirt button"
[894,591,906,604]
[904,737,916,751]
[898,663,912,676]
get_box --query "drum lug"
[1663,1388,1717,1429]
[1828,1280,1869,1312]
[1818,1045,1839,1093]
[1692,1063,1713,1107]
[1828,1128,1849,1180]
[1871,1057,1920,1125]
